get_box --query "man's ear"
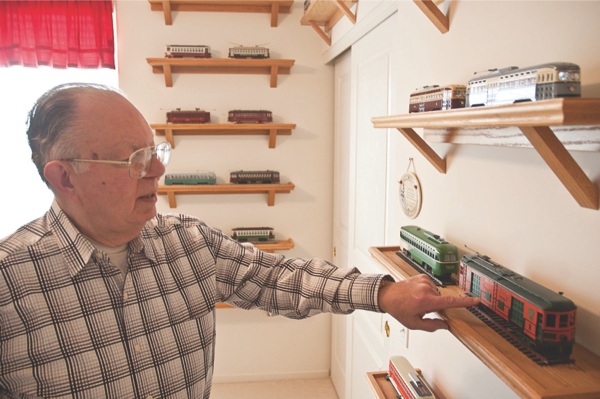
[44,161,75,195]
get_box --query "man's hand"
[377,274,480,332]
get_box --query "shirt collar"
[46,200,152,277]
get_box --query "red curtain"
[0,1,115,69]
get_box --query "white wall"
[331,1,600,398]
[114,1,335,381]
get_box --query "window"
[0,66,118,239]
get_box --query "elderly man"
[0,83,479,398]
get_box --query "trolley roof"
[462,254,576,311]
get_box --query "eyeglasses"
[66,142,171,179]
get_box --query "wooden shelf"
[151,123,296,149]
[158,182,295,207]
[369,246,600,399]
[301,0,357,45]
[254,238,295,253]
[146,57,295,88]
[372,98,600,209]
[147,0,293,26]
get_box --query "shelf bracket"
[335,0,357,24]
[397,127,447,173]
[519,126,599,209]
[270,64,279,88]
[270,2,280,27]
[413,0,449,34]
[163,64,173,87]
[308,20,332,46]
[161,0,173,25]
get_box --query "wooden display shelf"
[151,123,296,149]
[146,57,295,88]
[369,246,600,399]
[147,0,293,26]
[372,98,600,209]
[301,0,357,45]
[413,0,449,33]
[254,238,295,253]
[158,182,295,207]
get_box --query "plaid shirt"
[0,201,385,398]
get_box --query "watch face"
[399,172,422,218]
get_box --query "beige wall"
[114,1,335,381]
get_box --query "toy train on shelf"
[165,44,211,58]
[228,110,273,124]
[232,227,276,243]
[164,172,217,185]
[163,44,270,59]
[399,225,459,284]
[228,45,270,59]
[166,109,211,124]
[230,170,280,184]
[388,356,436,399]
[398,225,576,364]
[409,62,581,113]
[164,109,273,124]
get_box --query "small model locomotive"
[228,110,273,124]
[230,170,280,184]
[164,172,217,185]
[232,227,276,243]
[166,108,211,124]
[408,85,466,113]
[388,356,436,399]
[228,45,270,59]
[466,62,581,107]
[459,253,576,362]
[399,225,459,281]
[165,44,211,58]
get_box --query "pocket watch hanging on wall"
[399,158,422,219]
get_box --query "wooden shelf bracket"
[302,0,358,46]
[413,0,449,34]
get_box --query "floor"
[211,378,339,399]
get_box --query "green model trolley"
[399,225,459,279]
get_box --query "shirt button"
[123,292,129,301]
[146,396,153,399]
[135,344,141,353]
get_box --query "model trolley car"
[399,226,459,280]
[166,108,211,124]
[230,170,279,184]
[388,356,436,399]
[232,227,276,243]
[228,110,273,124]
[165,44,211,58]
[466,62,580,107]
[164,172,217,185]
[228,45,270,59]
[409,85,466,113]
[459,253,576,362]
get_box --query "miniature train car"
[459,253,576,362]
[229,170,279,184]
[228,110,273,124]
[166,108,211,124]
[232,227,276,243]
[165,44,211,58]
[400,226,459,279]
[409,85,466,113]
[228,45,270,59]
[466,62,580,107]
[164,172,217,185]
[388,356,436,399]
